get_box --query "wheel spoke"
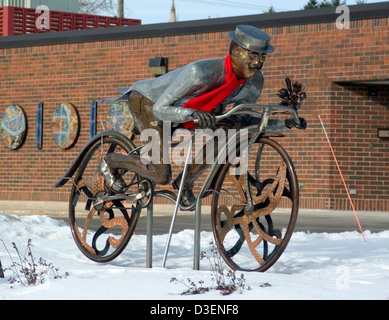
[211,137,298,272]
[68,133,142,263]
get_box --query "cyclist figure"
[98,24,306,209]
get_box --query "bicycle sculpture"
[54,76,306,272]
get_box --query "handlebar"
[193,103,302,131]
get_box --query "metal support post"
[193,199,201,270]
[0,259,4,278]
[146,200,153,268]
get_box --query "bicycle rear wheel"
[68,133,143,263]
[211,136,299,272]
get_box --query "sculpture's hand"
[285,117,307,130]
[192,110,216,129]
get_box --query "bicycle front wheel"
[211,136,299,272]
[68,133,143,263]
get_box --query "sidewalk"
[0,200,388,233]
[0,200,206,217]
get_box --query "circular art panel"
[105,102,134,139]
[52,103,80,149]
[0,104,27,150]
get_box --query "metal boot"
[98,158,126,193]
[172,177,196,211]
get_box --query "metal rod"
[146,201,153,268]
[318,115,366,242]
[193,197,201,270]
[0,258,4,278]
[162,137,193,267]
[259,105,271,133]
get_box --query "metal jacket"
[118,57,264,123]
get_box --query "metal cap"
[228,25,274,53]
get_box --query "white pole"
[162,138,193,267]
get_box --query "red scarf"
[183,55,246,129]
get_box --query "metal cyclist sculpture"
[55,24,307,272]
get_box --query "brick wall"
[0,8,388,211]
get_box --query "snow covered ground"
[0,213,388,301]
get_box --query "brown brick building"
[0,2,388,211]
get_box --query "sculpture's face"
[231,46,266,79]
